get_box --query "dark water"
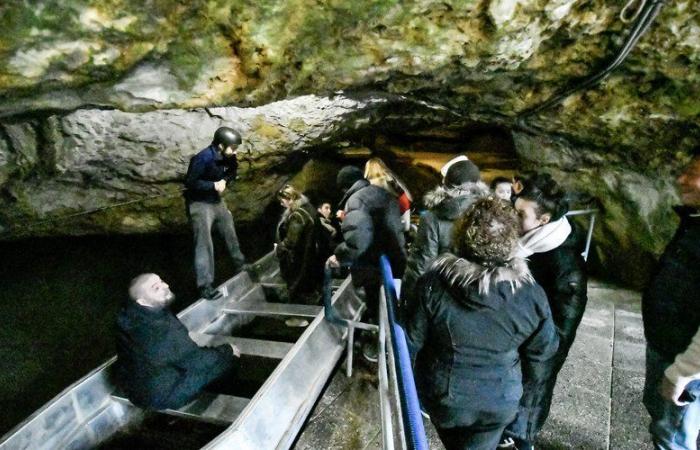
[0,229,273,436]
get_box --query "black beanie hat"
[337,166,364,191]
[445,160,480,187]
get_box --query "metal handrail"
[380,256,429,450]
[322,262,428,450]
[565,208,597,261]
[322,266,377,379]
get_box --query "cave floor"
[294,281,651,450]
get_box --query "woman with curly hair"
[404,197,558,450]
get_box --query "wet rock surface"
[1,1,699,286]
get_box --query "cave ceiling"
[0,0,699,286]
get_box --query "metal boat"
[1,251,364,450]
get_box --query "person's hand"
[327,255,340,268]
[660,375,689,406]
[214,180,226,193]
[230,344,241,358]
[335,210,345,221]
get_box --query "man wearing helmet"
[184,127,248,300]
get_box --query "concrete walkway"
[294,281,653,450]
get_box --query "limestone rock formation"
[1,1,698,286]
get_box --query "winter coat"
[334,180,407,278]
[404,254,559,429]
[115,301,236,410]
[503,224,588,440]
[643,207,700,361]
[528,223,588,350]
[276,198,321,300]
[184,145,238,204]
[402,182,490,305]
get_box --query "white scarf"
[511,216,572,259]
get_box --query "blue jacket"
[114,301,236,409]
[184,145,238,203]
[404,254,558,428]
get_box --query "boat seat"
[222,302,322,319]
[189,333,293,359]
[111,392,249,426]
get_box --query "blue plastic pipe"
[380,255,429,450]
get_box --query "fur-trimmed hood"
[430,253,533,299]
[423,182,490,220]
[279,195,313,224]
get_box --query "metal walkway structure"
[0,251,364,450]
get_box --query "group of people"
[401,158,586,450]
[112,126,700,450]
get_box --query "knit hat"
[336,166,364,191]
[440,155,469,177]
[445,160,480,187]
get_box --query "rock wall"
[0,93,452,238]
[1,1,699,287]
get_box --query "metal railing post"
[565,208,598,262]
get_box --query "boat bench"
[188,333,293,360]
[222,301,322,318]
[111,391,249,426]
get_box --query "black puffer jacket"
[276,198,321,300]
[503,223,588,441]
[528,224,588,349]
[402,182,490,304]
[334,180,407,277]
[404,254,559,429]
[643,207,700,361]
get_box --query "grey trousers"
[187,201,245,288]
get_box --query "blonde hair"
[277,184,305,210]
[364,158,399,195]
[364,158,413,201]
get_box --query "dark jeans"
[644,346,700,450]
[434,407,516,450]
[187,201,245,288]
[350,266,381,324]
[165,355,237,409]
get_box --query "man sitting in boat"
[114,273,240,410]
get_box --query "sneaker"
[284,318,309,327]
[498,437,516,448]
[199,285,222,301]
[362,341,379,363]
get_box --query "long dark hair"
[517,173,569,221]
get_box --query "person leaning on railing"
[403,196,559,450]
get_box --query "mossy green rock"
[1,1,699,287]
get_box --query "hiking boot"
[284,318,309,328]
[199,285,222,301]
